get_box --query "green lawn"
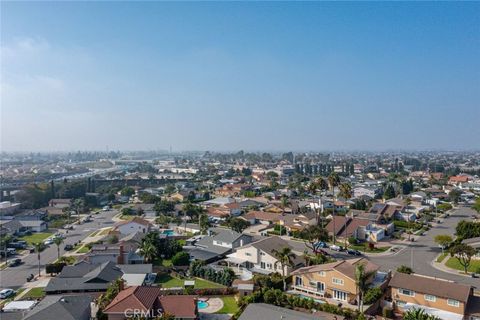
[217,296,239,314]
[155,274,225,289]
[19,232,53,245]
[445,257,480,273]
[348,243,391,253]
[22,287,45,299]
[76,245,90,253]
[436,253,448,263]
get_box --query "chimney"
[117,245,124,264]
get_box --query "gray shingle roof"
[24,295,92,320]
[238,303,325,320]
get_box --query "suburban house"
[48,198,72,209]
[84,244,144,265]
[45,261,123,294]
[238,303,343,320]
[353,186,381,199]
[387,272,479,320]
[185,228,253,263]
[243,210,281,226]
[113,217,152,235]
[21,294,93,320]
[0,219,23,236]
[103,286,198,320]
[279,211,317,233]
[225,236,304,275]
[325,215,389,242]
[290,258,388,305]
[0,201,21,216]
[118,264,153,287]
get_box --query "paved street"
[0,209,118,289]
[368,206,480,288]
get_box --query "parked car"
[347,249,362,256]
[314,241,328,248]
[8,241,27,249]
[64,244,74,251]
[0,289,15,299]
[44,238,54,246]
[63,225,74,230]
[26,274,34,282]
[102,206,110,211]
[329,244,341,251]
[7,258,22,267]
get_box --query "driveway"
[0,209,118,289]
[368,206,480,288]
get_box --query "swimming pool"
[197,300,209,309]
[161,229,175,236]
[297,294,325,304]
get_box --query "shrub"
[171,251,190,266]
[383,307,394,318]
[397,265,413,274]
[364,287,383,304]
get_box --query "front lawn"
[19,232,53,245]
[436,253,448,263]
[217,296,239,314]
[22,287,45,299]
[76,245,90,253]
[445,257,480,273]
[155,274,225,289]
[348,243,391,253]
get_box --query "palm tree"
[53,237,63,260]
[279,195,289,235]
[272,246,296,291]
[139,237,158,263]
[32,242,43,277]
[403,308,441,320]
[328,172,340,243]
[338,182,352,247]
[354,264,375,313]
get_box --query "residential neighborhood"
[2,1,480,320]
[1,150,480,320]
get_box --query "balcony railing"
[292,284,325,296]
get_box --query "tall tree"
[33,242,42,277]
[272,247,296,291]
[53,237,63,260]
[450,244,476,274]
[355,263,375,313]
[199,213,210,235]
[328,172,340,243]
[299,225,329,256]
[434,234,453,254]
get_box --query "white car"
[0,289,15,299]
[329,244,341,251]
[44,238,54,246]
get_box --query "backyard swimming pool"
[197,300,209,309]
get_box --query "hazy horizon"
[2,2,479,152]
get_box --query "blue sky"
[1,2,479,152]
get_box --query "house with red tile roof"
[103,286,198,320]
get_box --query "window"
[260,251,265,256]
[295,276,302,286]
[317,282,325,292]
[398,288,415,297]
[447,299,460,307]
[332,278,344,286]
[267,263,272,269]
[260,262,266,269]
[424,294,436,302]
[245,252,251,256]
[319,271,326,277]
[333,290,347,301]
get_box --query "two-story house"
[387,272,479,320]
[290,258,386,305]
[113,217,152,235]
[225,236,304,275]
[186,228,253,263]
